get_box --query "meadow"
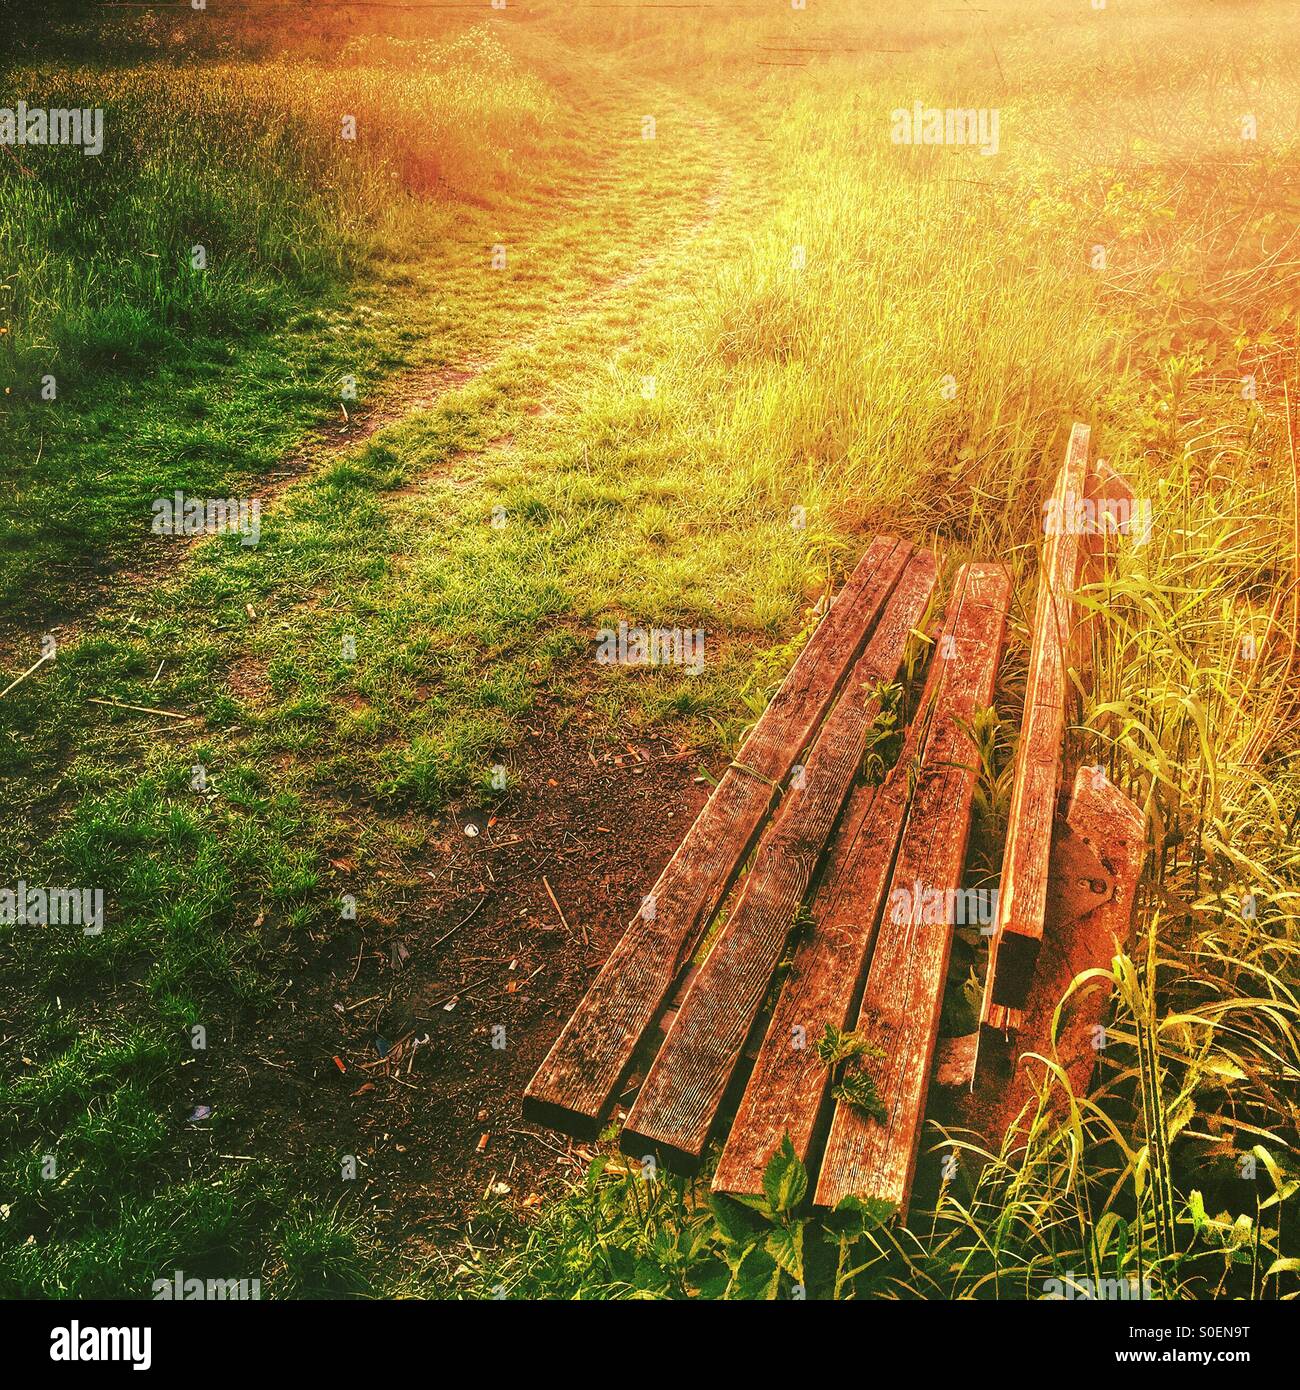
[0,0,1297,1299]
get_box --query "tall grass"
[0,27,555,391]
[0,23,565,627]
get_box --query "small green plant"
[816,1024,887,1121]
[860,681,904,784]
[957,704,1010,831]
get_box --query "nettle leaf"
[831,1069,887,1122]
[707,1191,762,1249]
[1168,1095,1196,1141]
[1227,1214,1255,1252]
[729,1244,781,1301]
[726,1191,775,1217]
[765,1221,805,1284]
[762,1134,808,1215]
[690,1257,732,1300]
[816,1023,873,1067]
[817,1024,886,1119]
[605,1244,637,1282]
[633,1257,671,1294]
[679,1216,716,1261]
[832,1193,896,1231]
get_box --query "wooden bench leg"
[959,765,1145,1141]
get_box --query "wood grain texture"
[712,566,945,1195]
[621,549,940,1169]
[523,536,912,1137]
[814,562,1010,1215]
[959,766,1145,1145]
[980,423,1090,1027]
[1033,765,1145,1091]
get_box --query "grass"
[0,23,566,625]
[2,0,1298,1298]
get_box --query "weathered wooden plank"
[620,549,940,1169]
[962,764,1145,1141]
[814,562,1010,1215]
[980,424,1091,1029]
[712,568,946,1195]
[523,536,912,1137]
[1032,765,1146,1091]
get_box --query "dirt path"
[0,72,735,667]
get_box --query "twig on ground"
[0,651,53,701]
[431,892,490,951]
[543,875,586,945]
[88,697,192,719]
[347,935,365,986]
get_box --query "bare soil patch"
[212,704,711,1253]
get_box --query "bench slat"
[712,577,951,1195]
[814,562,1010,1214]
[523,536,912,1137]
[620,549,939,1168]
[980,423,1090,1027]
[964,765,1146,1140]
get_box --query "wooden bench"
[524,423,1145,1217]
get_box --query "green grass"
[3,0,1299,1298]
[458,1133,1297,1300]
[0,24,567,624]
